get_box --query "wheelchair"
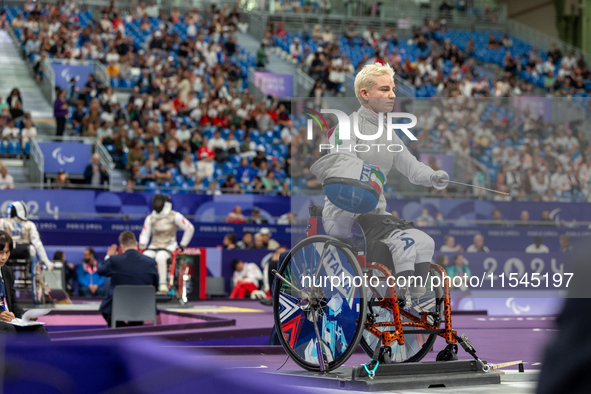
[145,248,190,304]
[5,243,47,305]
[272,206,487,374]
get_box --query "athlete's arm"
[139,215,153,249]
[391,134,435,187]
[174,213,194,249]
[28,222,51,265]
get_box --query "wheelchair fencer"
[1,201,54,304]
[139,194,194,299]
[141,247,191,304]
[272,206,489,374]
[271,155,488,374]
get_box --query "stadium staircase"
[0,30,53,126]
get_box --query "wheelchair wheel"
[31,260,45,305]
[360,264,444,363]
[273,235,367,372]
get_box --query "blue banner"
[0,190,291,220]
[34,220,298,248]
[294,195,591,226]
[51,63,94,89]
[37,142,92,174]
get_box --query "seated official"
[98,231,159,328]
[76,247,107,297]
[0,231,48,337]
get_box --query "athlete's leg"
[405,229,435,297]
[144,249,169,292]
[155,250,171,291]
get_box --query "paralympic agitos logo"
[304,108,418,153]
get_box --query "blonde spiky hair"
[354,63,395,104]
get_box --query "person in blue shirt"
[446,254,472,291]
[77,247,107,297]
[235,157,251,184]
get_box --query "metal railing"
[507,19,591,62]
[27,138,44,188]
[94,60,110,87]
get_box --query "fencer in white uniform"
[139,194,194,293]
[310,63,450,296]
[0,201,53,269]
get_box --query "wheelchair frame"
[144,248,190,304]
[6,243,47,305]
[272,212,489,374]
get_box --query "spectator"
[0,162,14,190]
[223,233,237,249]
[84,153,109,187]
[98,231,158,327]
[226,205,246,223]
[539,210,555,227]
[435,254,449,269]
[196,152,214,179]
[516,210,531,227]
[440,235,463,252]
[76,248,107,297]
[179,153,197,179]
[230,259,263,299]
[559,234,573,252]
[525,237,550,253]
[137,159,156,185]
[237,232,254,249]
[247,207,268,224]
[489,209,504,227]
[54,88,68,136]
[258,228,279,250]
[21,119,37,144]
[2,118,18,140]
[154,157,172,184]
[126,140,144,170]
[434,212,448,226]
[53,169,71,188]
[277,212,293,225]
[446,254,471,291]
[256,43,267,69]
[466,234,490,252]
[416,209,435,226]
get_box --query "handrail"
[29,138,44,188]
[506,19,591,62]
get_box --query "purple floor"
[45,299,557,371]
[176,300,556,371]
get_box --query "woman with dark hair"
[0,231,48,335]
[54,88,68,136]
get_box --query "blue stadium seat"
[174,175,185,186]
[7,141,21,154]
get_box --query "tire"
[360,264,444,362]
[273,235,367,372]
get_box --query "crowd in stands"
[0,87,37,155]
[5,1,293,194]
[291,95,591,202]
[267,13,590,99]
[3,1,591,202]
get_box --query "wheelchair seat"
[7,243,31,264]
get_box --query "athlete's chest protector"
[4,219,32,244]
[149,211,177,248]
